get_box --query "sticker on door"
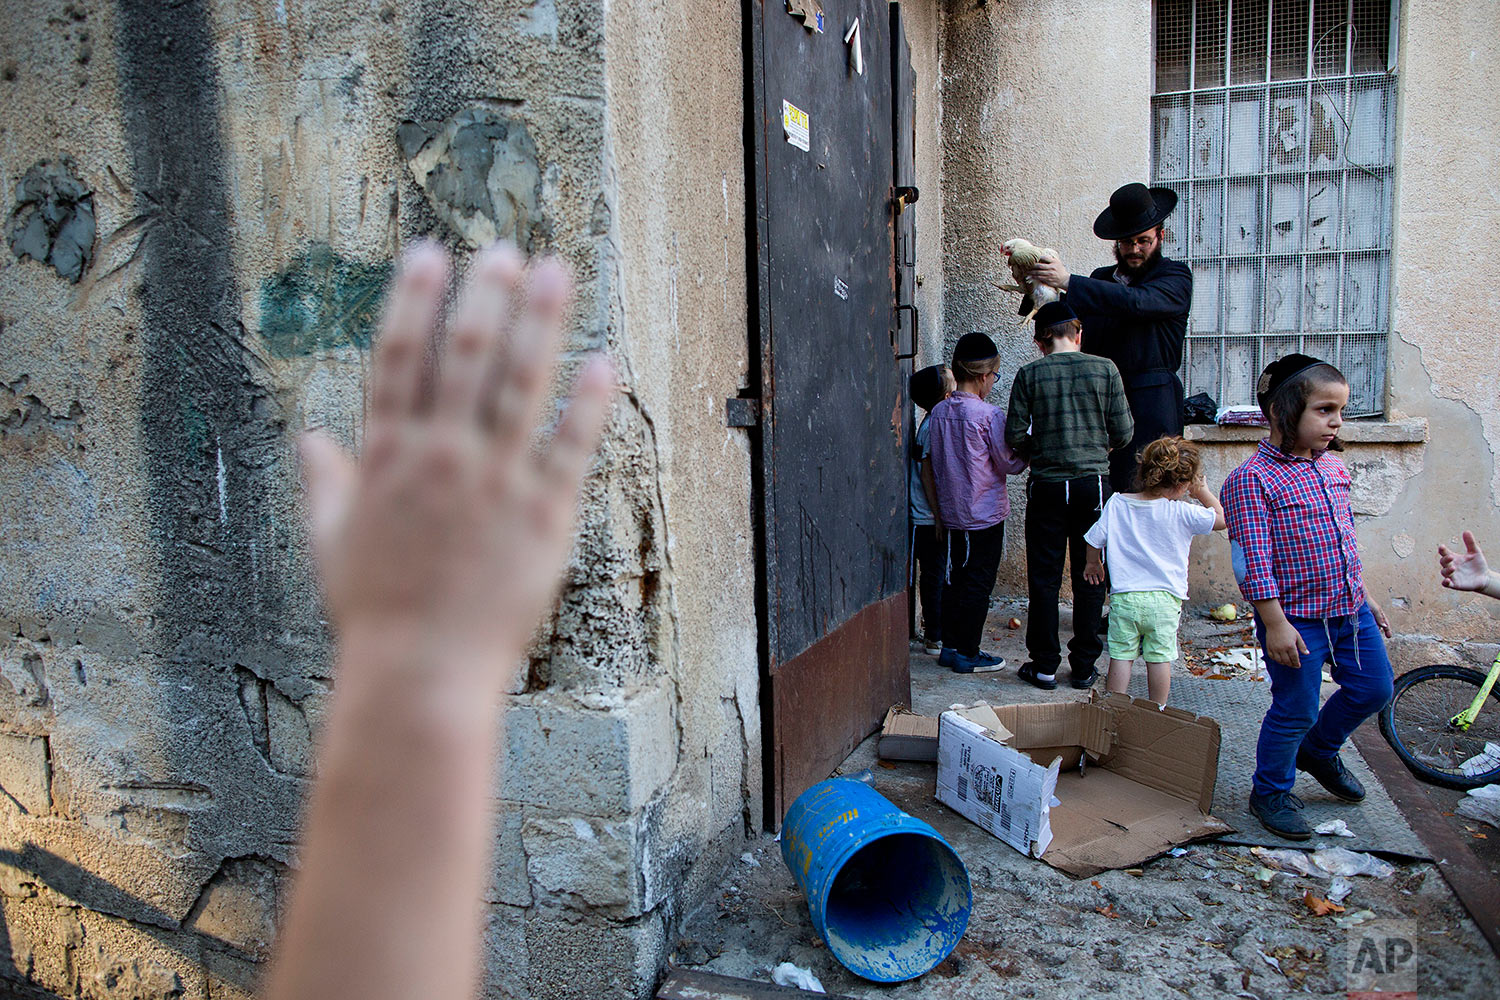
[782,100,810,152]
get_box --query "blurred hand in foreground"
[267,241,614,1000]
[299,242,615,687]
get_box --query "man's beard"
[1114,242,1164,279]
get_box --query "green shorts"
[1106,590,1184,663]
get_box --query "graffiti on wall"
[259,243,393,358]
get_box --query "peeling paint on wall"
[258,243,392,357]
[1,376,85,455]
[399,105,545,249]
[5,157,96,283]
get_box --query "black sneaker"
[1249,791,1312,840]
[953,651,1005,674]
[1296,749,1367,803]
[1016,662,1057,691]
[1069,667,1099,689]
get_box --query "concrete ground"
[675,598,1500,998]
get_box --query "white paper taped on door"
[782,100,810,152]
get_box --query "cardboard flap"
[990,700,1112,757]
[952,703,1014,743]
[1093,692,1221,814]
[1040,769,1233,877]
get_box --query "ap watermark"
[1347,919,1418,999]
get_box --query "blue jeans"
[1252,604,1394,797]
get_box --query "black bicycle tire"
[1379,663,1500,790]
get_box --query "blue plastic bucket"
[780,778,971,982]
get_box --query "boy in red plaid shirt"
[1222,355,1394,841]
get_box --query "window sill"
[1184,417,1428,445]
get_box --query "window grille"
[1152,0,1397,416]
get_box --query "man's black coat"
[1064,255,1193,491]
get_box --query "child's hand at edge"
[268,242,615,1000]
[1083,546,1106,586]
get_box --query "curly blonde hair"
[1136,435,1202,494]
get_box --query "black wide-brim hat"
[1093,183,1179,240]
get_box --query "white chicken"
[1000,238,1061,322]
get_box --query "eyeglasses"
[1117,233,1159,249]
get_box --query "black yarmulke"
[910,365,945,411]
[954,332,998,362]
[1256,353,1329,415]
[1033,300,1076,330]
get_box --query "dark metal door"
[892,4,920,636]
[748,0,911,825]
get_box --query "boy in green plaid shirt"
[1007,300,1134,690]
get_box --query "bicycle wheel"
[1380,664,1500,789]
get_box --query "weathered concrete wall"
[939,0,1152,590]
[528,0,761,992]
[1375,0,1500,661]
[0,2,754,998]
[1182,3,1500,671]
[902,0,947,366]
[2,3,310,995]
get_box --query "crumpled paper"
[771,962,825,993]
[1314,818,1356,837]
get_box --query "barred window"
[1152,0,1398,416]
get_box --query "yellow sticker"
[782,100,810,152]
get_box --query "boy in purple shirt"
[929,333,1028,672]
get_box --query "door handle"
[893,303,918,361]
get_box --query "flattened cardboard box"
[935,692,1232,877]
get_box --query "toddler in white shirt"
[1083,436,1226,705]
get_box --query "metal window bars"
[1151,0,1397,416]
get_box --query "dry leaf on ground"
[1303,892,1346,916]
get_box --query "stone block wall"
[0,2,755,997]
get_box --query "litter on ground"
[1459,743,1500,777]
[1335,909,1377,929]
[1197,646,1263,678]
[1250,846,1395,879]
[771,961,825,993]
[1314,818,1356,837]
[1310,847,1396,879]
[1457,782,1500,827]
